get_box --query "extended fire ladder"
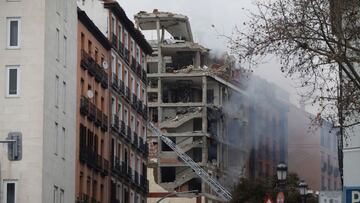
[148,122,232,202]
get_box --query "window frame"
[3,180,17,203]
[6,65,20,97]
[7,17,21,49]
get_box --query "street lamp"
[277,162,288,181]
[276,162,287,190]
[298,180,308,203]
[156,190,199,203]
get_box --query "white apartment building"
[0,0,77,203]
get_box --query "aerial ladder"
[148,122,233,202]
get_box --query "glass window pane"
[10,20,18,46]
[6,183,15,203]
[9,69,17,95]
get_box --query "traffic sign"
[276,192,285,203]
[264,196,274,203]
[344,187,360,203]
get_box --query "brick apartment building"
[76,0,152,202]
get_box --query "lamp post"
[298,180,308,203]
[276,162,288,191]
[156,190,199,203]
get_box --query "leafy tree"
[228,0,360,133]
[230,173,317,203]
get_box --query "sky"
[118,0,302,107]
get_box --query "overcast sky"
[118,0,302,106]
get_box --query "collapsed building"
[134,10,250,202]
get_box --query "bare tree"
[229,0,360,131]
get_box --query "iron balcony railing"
[80,96,108,132]
[80,50,92,70]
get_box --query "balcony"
[125,87,131,101]
[79,145,108,176]
[121,161,128,177]
[80,96,89,115]
[126,126,131,143]
[134,171,139,186]
[95,109,102,127]
[80,50,109,89]
[111,115,120,132]
[112,33,117,48]
[101,159,109,176]
[142,104,148,120]
[119,80,125,95]
[118,41,124,56]
[136,63,142,78]
[126,166,132,180]
[112,75,119,90]
[88,102,96,122]
[132,133,138,148]
[124,48,130,64]
[80,50,92,70]
[132,94,138,109]
[137,100,143,114]
[131,57,137,72]
[120,120,126,137]
[101,113,108,132]
[141,69,147,84]
[80,96,108,130]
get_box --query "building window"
[142,88,146,102]
[60,189,64,203]
[111,15,116,34]
[136,47,140,62]
[124,31,128,48]
[7,18,20,49]
[63,0,67,21]
[111,55,116,82]
[6,66,20,97]
[62,81,66,113]
[124,108,128,125]
[62,127,66,160]
[118,25,122,43]
[136,82,140,97]
[56,0,61,14]
[118,61,123,82]
[118,102,122,120]
[55,75,59,108]
[55,122,59,155]
[111,96,116,124]
[63,36,67,68]
[53,185,58,203]
[124,69,128,87]
[56,29,60,61]
[3,180,17,203]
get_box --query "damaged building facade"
[134,11,256,202]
